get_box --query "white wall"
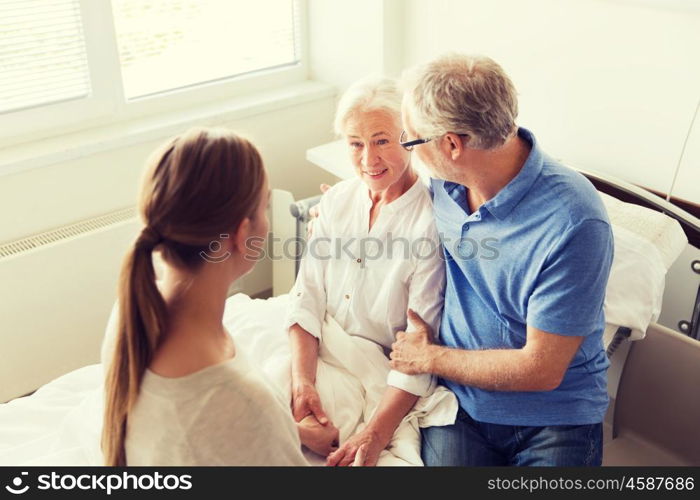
[307,0,405,90]
[402,0,700,202]
[0,95,340,295]
[671,103,700,203]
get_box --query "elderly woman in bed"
[286,76,446,466]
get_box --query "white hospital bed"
[0,169,698,466]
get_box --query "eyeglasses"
[399,130,469,151]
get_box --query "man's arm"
[392,218,613,392]
[430,326,583,391]
[390,310,583,392]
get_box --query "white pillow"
[601,193,687,340]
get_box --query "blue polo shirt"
[432,128,613,426]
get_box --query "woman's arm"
[326,386,418,466]
[286,193,342,455]
[286,190,335,420]
[366,387,419,445]
[386,222,446,396]
[290,324,342,455]
[289,323,328,423]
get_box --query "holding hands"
[292,380,339,457]
[292,380,330,424]
[326,428,383,467]
[297,415,339,457]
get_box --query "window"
[0,0,91,114]
[112,0,300,99]
[0,0,305,146]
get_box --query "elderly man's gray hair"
[402,53,519,150]
[334,76,403,136]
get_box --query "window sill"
[0,80,336,177]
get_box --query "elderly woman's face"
[343,109,411,192]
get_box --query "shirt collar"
[360,174,424,213]
[443,181,469,215]
[481,127,543,220]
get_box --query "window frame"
[0,0,308,147]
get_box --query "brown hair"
[101,128,266,466]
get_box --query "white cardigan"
[286,177,446,397]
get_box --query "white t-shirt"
[285,177,446,397]
[102,306,307,466]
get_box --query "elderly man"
[389,53,613,466]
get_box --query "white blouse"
[286,177,446,397]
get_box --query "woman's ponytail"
[102,227,168,466]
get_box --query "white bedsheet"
[0,293,457,467]
[0,365,103,466]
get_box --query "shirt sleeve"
[526,219,614,336]
[387,224,446,397]
[284,193,333,339]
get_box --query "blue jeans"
[422,408,602,466]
